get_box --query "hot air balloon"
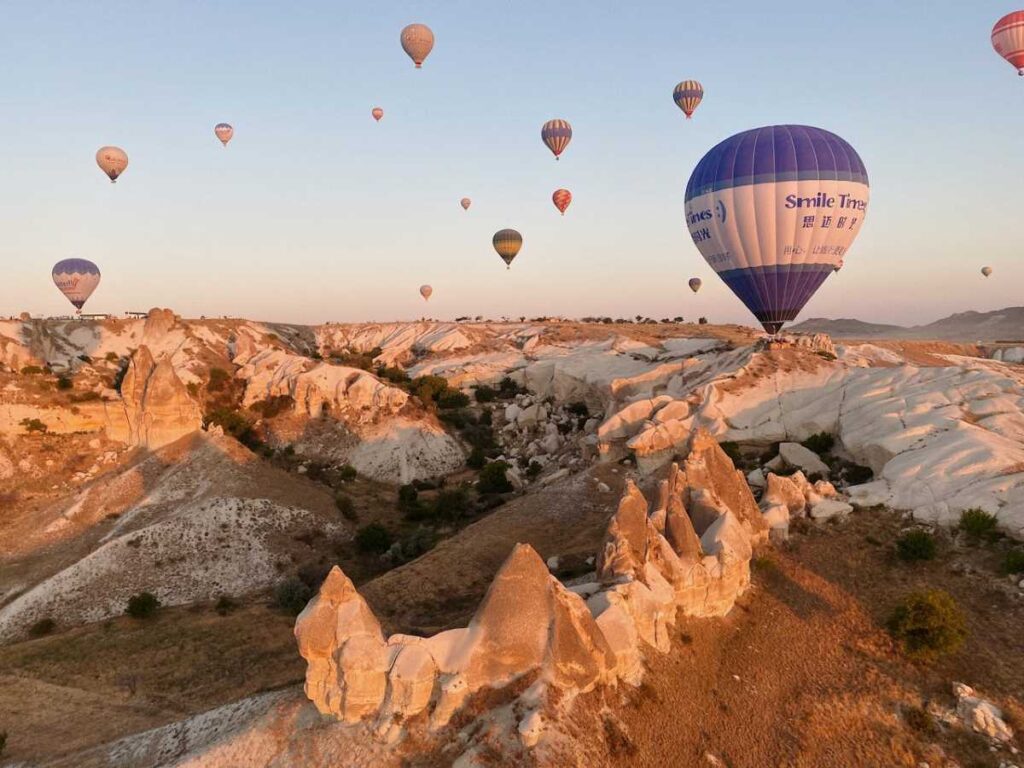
[992,12,1024,75]
[460,197,472,211]
[673,80,704,119]
[420,284,433,301]
[372,107,384,122]
[688,277,702,294]
[52,258,101,312]
[541,119,572,160]
[552,188,572,215]
[982,266,993,277]
[96,146,128,183]
[492,229,522,270]
[214,123,234,147]
[401,23,434,68]
[684,125,870,336]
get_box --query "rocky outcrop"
[759,470,846,540]
[295,435,758,748]
[952,682,1014,743]
[104,345,203,450]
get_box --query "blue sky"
[0,1,1020,326]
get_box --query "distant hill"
[790,307,1024,342]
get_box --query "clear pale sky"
[1,1,1020,326]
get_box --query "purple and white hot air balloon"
[684,125,869,335]
[52,258,101,312]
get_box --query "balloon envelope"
[673,80,704,119]
[982,266,993,277]
[52,258,101,311]
[460,197,472,210]
[688,277,702,293]
[541,119,572,160]
[400,23,434,67]
[420,284,433,301]
[684,125,870,335]
[96,146,128,183]
[552,188,572,215]
[492,229,523,269]
[214,123,234,146]
[992,12,1024,75]
[372,107,384,122]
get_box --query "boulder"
[778,442,831,477]
[953,682,1014,742]
[761,473,806,517]
[747,468,766,488]
[761,502,790,543]
[809,498,852,521]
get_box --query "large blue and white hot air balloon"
[52,258,101,312]
[684,125,869,335]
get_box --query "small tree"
[274,578,312,615]
[887,589,966,660]
[126,592,161,619]
[335,493,357,521]
[478,461,513,494]
[355,523,393,554]
[474,385,497,403]
[433,487,470,524]
[895,530,936,562]
[29,617,56,637]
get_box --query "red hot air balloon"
[552,188,572,215]
[541,119,572,160]
[372,107,384,122]
[401,24,434,68]
[992,11,1024,75]
[214,123,234,147]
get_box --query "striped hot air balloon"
[541,119,572,160]
[214,123,234,147]
[684,125,870,336]
[992,11,1024,75]
[460,197,471,210]
[400,23,434,68]
[96,146,128,183]
[492,229,523,269]
[52,258,101,312]
[372,107,384,122]
[552,188,572,215]
[673,80,704,119]
[688,277,702,294]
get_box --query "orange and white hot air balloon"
[401,23,434,68]
[214,123,234,147]
[372,107,384,122]
[460,197,471,211]
[419,284,433,301]
[552,188,572,215]
[96,146,128,183]
[673,80,704,119]
[992,11,1024,75]
[541,119,572,160]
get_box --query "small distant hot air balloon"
[420,284,433,301]
[493,229,523,270]
[214,123,234,147]
[541,119,572,160]
[685,125,870,336]
[372,107,384,122]
[96,146,128,183]
[460,197,472,211]
[688,277,702,294]
[982,266,993,277]
[673,80,704,119]
[52,258,101,312]
[401,23,434,68]
[992,11,1024,75]
[552,188,572,215]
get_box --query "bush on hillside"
[207,367,231,392]
[958,508,999,541]
[20,418,47,434]
[56,376,73,391]
[1003,548,1024,575]
[466,446,487,470]
[886,589,966,661]
[895,530,937,562]
[355,523,393,554]
[126,592,161,619]
[433,487,470,524]
[437,390,470,409]
[474,385,497,403]
[335,493,357,521]
[274,578,312,615]
[29,618,56,637]
[478,461,513,494]
[801,432,835,456]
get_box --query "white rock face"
[953,682,1014,742]
[778,442,830,477]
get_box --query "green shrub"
[567,401,589,417]
[214,596,238,616]
[207,367,231,392]
[478,409,492,426]
[437,390,470,409]
[251,395,294,418]
[895,530,937,562]
[958,508,999,541]
[467,446,487,470]
[29,617,56,637]
[338,464,357,482]
[388,525,438,564]
[20,418,48,434]
[204,407,261,451]
[886,589,966,660]
[1002,549,1024,575]
[433,487,470,524]
[274,578,312,615]
[842,463,873,485]
[801,432,835,456]
[439,409,469,429]
[474,385,497,403]
[56,376,73,390]
[126,592,161,619]
[377,365,411,386]
[498,377,526,398]
[478,461,513,494]
[355,523,393,554]
[718,441,742,465]
[335,493,357,521]
[526,460,543,479]
[20,365,43,375]
[398,483,420,512]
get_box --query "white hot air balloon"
[400,23,434,68]
[214,123,234,147]
[52,258,101,312]
[96,146,128,183]
[419,284,433,301]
